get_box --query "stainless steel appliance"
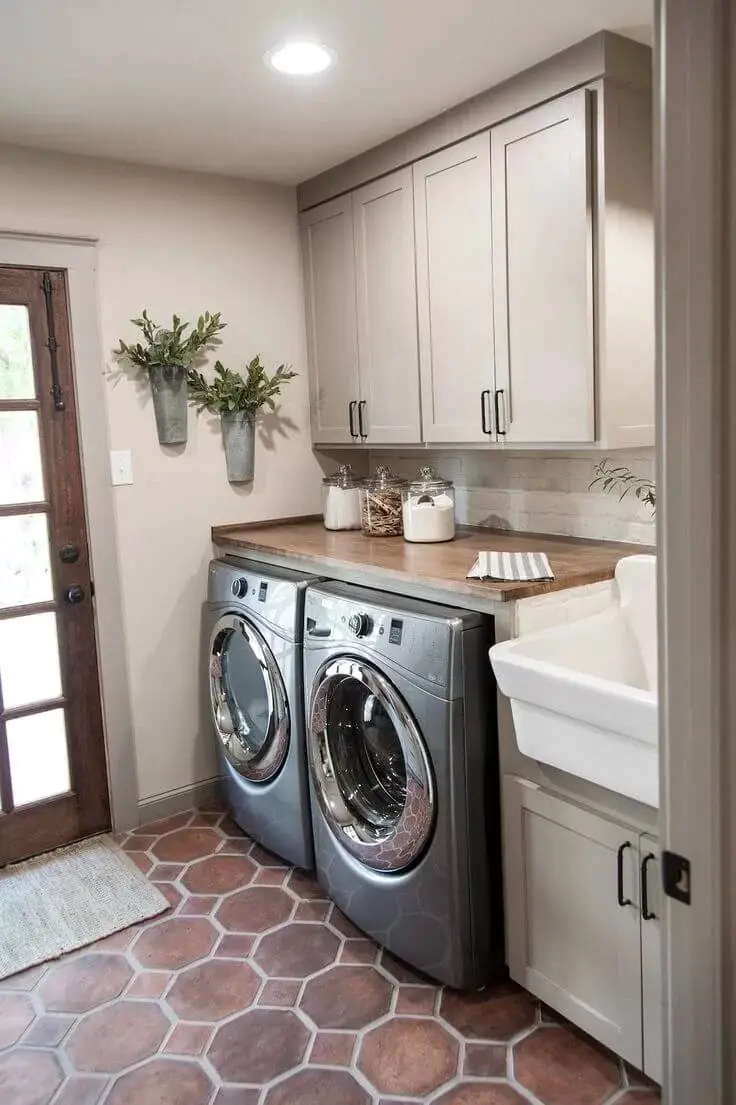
[205,557,317,869]
[304,580,504,988]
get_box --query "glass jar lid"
[323,463,361,488]
[407,465,453,494]
[363,464,407,491]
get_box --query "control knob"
[231,577,249,599]
[348,612,371,638]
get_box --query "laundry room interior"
[0,1,685,1103]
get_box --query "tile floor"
[0,806,662,1105]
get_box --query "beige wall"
[0,143,323,808]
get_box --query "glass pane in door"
[7,709,70,806]
[0,514,53,607]
[0,412,45,505]
[0,613,62,709]
[0,305,36,400]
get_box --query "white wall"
[0,143,323,809]
[372,448,656,544]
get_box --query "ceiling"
[0,0,653,184]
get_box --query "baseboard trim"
[137,777,223,826]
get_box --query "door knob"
[64,584,85,604]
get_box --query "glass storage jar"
[360,465,406,537]
[322,464,362,531]
[402,466,456,543]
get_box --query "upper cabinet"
[353,169,421,444]
[299,44,654,451]
[491,90,595,444]
[300,170,421,446]
[413,135,496,444]
[301,196,360,445]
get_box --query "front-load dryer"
[206,557,317,869]
[304,580,504,989]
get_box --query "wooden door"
[413,134,496,443]
[353,168,421,444]
[640,833,663,1084]
[0,266,109,865]
[300,196,361,445]
[491,90,596,443]
[503,777,643,1067]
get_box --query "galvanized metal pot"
[149,364,188,445]
[221,411,256,483]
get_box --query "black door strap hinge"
[40,271,65,412]
[662,850,691,905]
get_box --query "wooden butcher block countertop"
[212,516,643,604]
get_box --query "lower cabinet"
[503,777,662,1080]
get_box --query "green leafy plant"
[590,458,656,512]
[187,356,297,416]
[115,310,225,371]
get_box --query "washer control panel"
[348,612,372,638]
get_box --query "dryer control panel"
[304,583,478,693]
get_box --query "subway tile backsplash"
[371,449,656,545]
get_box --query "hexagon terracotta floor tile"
[0,806,662,1104]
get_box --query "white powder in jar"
[402,493,455,543]
[324,485,362,531]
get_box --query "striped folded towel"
[467,551,554,582]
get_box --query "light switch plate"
[110,450,133,486]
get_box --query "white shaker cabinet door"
[640,834,663,1085]
[353,169,421,444]
[413,135,495,443]
[491,90,595,443]
[301,196,361,445]
[503,777,643,1068]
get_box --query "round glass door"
[309,657,435,872]
[209,614,289,783]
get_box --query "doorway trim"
[657,0,733,1100]
[0,231,139,832]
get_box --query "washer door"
[309,657,435,872]
[209,613,289,783]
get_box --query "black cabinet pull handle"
[480,389,492,435]
[494,389,507,435]
[617,841,633,907]
[348,401,358,439]
[641,852,658,920]
[358,400,367,440]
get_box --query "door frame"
[0,231,138,833]
[656,0,733,1100]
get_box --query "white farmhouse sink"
[490,555,658,807]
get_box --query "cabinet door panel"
[504,777,643,1067]
[492,90,595,443]
[354,169,421,444]
[301,197,360,444]
[414,135,495,443]
[640,833,662,1085]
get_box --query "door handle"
[641,852,658,921]
[480,390,492,435]
[348,401,358,439]
[64,584,86,604]
[358,400,367,440]
[494,389,507,436]
[617,841,634,907]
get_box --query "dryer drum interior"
[209,613,290,783]
[309,657,435,872]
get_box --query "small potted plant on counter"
[187,356,297,482]
[115,310,225,445]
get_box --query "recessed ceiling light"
[264,40,336,76]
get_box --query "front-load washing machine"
[304,580,504,989]
[206,557,317,869]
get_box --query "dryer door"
[309,657,435,872]
[209,613,289,783]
